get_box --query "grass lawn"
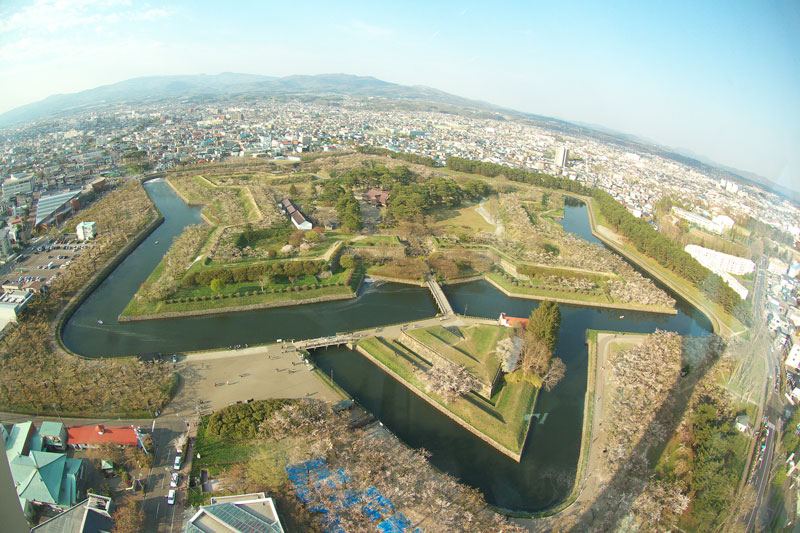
[357,336,537,454]
[122,281,355,316]
[406,324,509,384]
[430,203,494,233]
[348,235,402,247]
[191,418,257,478]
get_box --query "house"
[67,424,140,448]
[279,199,313,230]
[735,414,750,433]
[498,312,529,329]
[363,188,390,207]
[184,492,284,533]
[23,280,47,295]
[31,493,114,533]
[3,421,84,517]
[787,345,800,374]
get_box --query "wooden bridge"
[426,276,454,316]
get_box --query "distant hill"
[2,71,794,204]
[0,72,497,127]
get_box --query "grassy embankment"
[356,330,536,456]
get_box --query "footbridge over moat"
[426,275,454,316]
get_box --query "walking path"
[426,275,454,315]
[476,198,504,236]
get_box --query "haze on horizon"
[1,0,798,193]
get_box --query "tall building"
[555,145,569,168]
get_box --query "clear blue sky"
[1,0,798,191]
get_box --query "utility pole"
[51,403,64,426]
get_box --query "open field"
[430,203,494,232]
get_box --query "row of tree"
[182,260,327,288]
[355,146,440,167]
[591,190,744,315]
[446,156,591,195]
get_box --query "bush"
[205,399,293,441]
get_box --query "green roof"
[5,421,32,460]
[39,422,64,439]
[10,451,66,505]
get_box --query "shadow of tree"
[565,335,724,532]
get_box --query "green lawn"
[430,204,494,233]
[349,235,402,247]
[122,281,355,316]
[191,418,257,477]
[357,336,537,454]
[406,324,509,384]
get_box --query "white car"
[170,472,179,488]
[173,455,182,470]
[167,489,176,505]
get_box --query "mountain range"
[1,72,795,203]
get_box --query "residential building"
[769,258,789,276]
[498,312,529,329]
[3,421,84,518]
[66,424,140,449]
[184,492,284,533]
[787,345,800,374]
[31,493,114,533]
[2,174,34,200]
[76,221,97,241]
[672,207,726,234]
[685,245,755,275]
[363,188,390,207]
[0,227,13,258]
[280,199,312,230]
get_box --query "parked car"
[167,489,176,505]
[170,472,179,488]
[173,455,182,470]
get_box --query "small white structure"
[787,345,800,374]
[76,221,97,241]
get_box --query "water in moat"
[62,180,712,511]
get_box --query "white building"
[685,245,755,275]
[0,227,13,259]
[555,145,569,168]
[672,207,726,234]
[76,221,97,241]
[787,345,800,374]
[769,258,789,276]
[0,289,34,331]
[1,175,34,200]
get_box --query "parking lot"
[2,237,91,287]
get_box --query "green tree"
[289,184,298,196]
[210,278,225,293]
[527,300,561,352]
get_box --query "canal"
[62,179,712,511]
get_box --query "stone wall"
[399,332,494,398]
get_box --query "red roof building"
[498,312,529,329]
[67,425,138,447]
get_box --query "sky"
[1,0,798,192]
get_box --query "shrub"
[205,399,293,441]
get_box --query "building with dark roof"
[185,492,284,533]
[31,493,114,533]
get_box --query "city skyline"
[1,0,798,192]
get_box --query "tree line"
[355,146,440,167]
[446,156,591,195]
[592,190,744,316]
[182,260,328,288]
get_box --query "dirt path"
[476,199,504,236]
